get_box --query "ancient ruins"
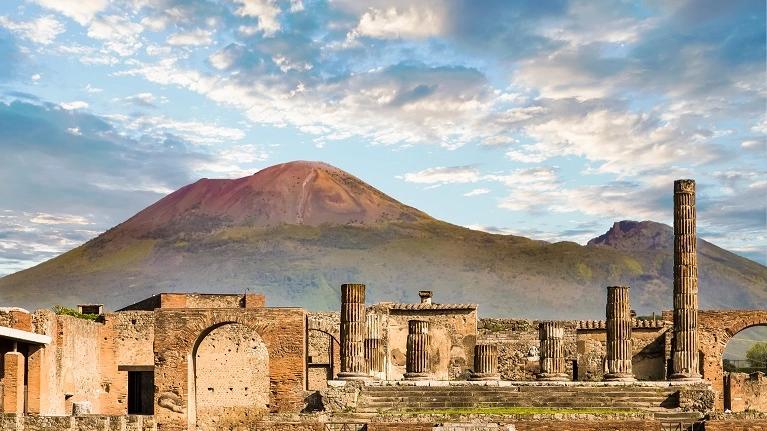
[0,180,765,430]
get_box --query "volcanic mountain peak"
[587,220,673,251]
[115,160,430,239]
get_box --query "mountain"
[0,161,765,319]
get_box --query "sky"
[0,0,764,277]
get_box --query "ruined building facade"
[0,179,765,430]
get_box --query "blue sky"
[0,0,764,276]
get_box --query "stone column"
[365,312,385,379]
[671,179,702,381]
[3,350,25,413]
[537,321,568,381]
[470,344,500,381]
[604,286,635,381]
[338,283,368,380]
[404,320,431,380]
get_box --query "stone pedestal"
[537,321,568,381]
[365,313,385,379]
[3,351,25,414]
[470,344,500,381]
[671,179,702,381]
[604,286,635,382]
[72,401,92,416]
[338,283,368,380]
[404,320,431,380]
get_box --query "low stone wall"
[0,414,156,431]
[704,420,767,431]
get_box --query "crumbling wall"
[48,314,102,414]
[478,319,576,381]
[727,372,767,412]
[383,306,477,381]
[576,322,667,381]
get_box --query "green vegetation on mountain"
[0,161,764,319]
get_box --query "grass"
[381,407,640,415]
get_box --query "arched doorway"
[307,329,340,390]
[722,325,767,412]
[698,310,767,410]
[192,322,269,429]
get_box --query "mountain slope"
[0,162,765,318]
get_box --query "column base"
[536,372,569,381]
[336,372,370,381]
[669,372,702,382]
[403,372,431,381]
[469,373,500,381]
[604,373,636,382]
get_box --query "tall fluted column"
[470,344,500,381]
[338,283,368,380]
[671,179,702,381]
[365,312,385,379]
[604,286,635,381]
[537,321,569,381]
[404,320,431,380]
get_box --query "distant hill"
[0,161,765,319]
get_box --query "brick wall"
[153,307,306,430]
[704,420,767,430]
[1,413,157,430]
[726,372,767,412]
[98,311,155,415]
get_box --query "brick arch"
[153,308,306,430]
[191,321,269,429]
[698,310,767,410]
[307,315,340,343]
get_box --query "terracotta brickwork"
[704,420,767,430]
[98,311,155,415]
[119,293,265,311]
[152,307,306,430]
[2,352,24,413]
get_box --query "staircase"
[357,384,681,413]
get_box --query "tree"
[746,342,767,369]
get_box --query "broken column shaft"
[470,344,500,381]
[604,285,635,381]
[404,320,431,380]
[537,321,569,381]
[671,179,702,381]
[338,283,368,380]
[365,312,385,379]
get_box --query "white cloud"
[67,127,81,135]
[0,15,65,45]
[464,188,490,197]
[166,29,213,46]
[30,0,107,25]
[87,15,143,56]
[233,0,281,36]
[124,93,156,106]
[349,7,444,40]
[29,213,91,225]
[31,74,41,81]
[60,101,89,110]
[401,166,481,184]
[84,84,103,93]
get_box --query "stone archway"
[307,313,341,389]
[698,310,767,410]
[191,322,269,429]
[152,308,306,430]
